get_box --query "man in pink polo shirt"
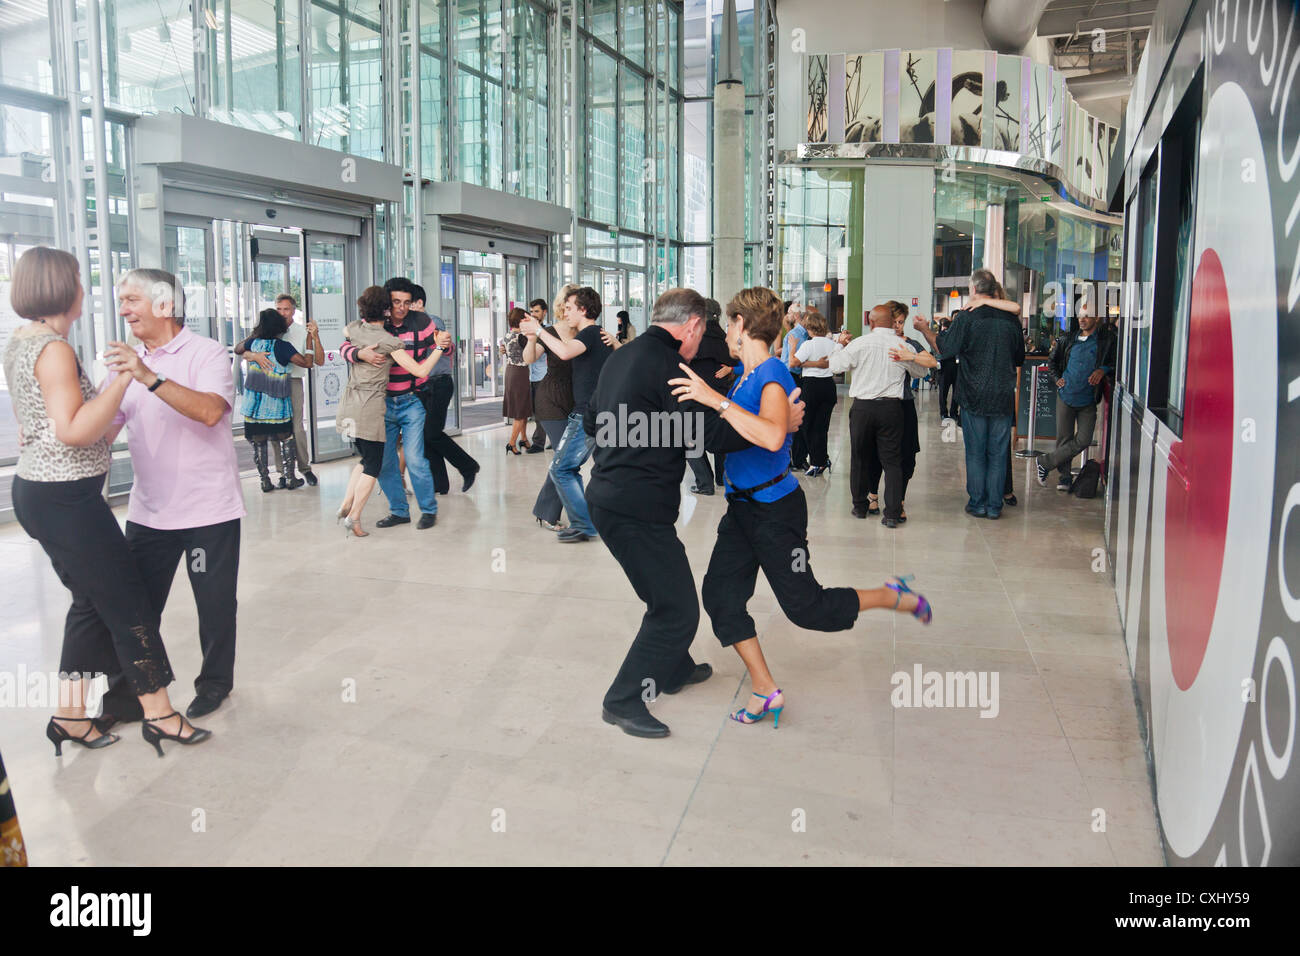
[99,268,245,722]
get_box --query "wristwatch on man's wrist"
[148,374,166,392]
[718,399,731,413]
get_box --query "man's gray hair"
[120,268,185,323]
[970,268,999,296]
[652,288,707,326]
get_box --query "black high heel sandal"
[141,712,212,758]
[867,494,881,515]
[505,443,520,455]
[46,716,119,756]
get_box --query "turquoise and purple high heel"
[885,575,933,625]
[731,688,785,728]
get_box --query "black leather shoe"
[185,693,225,719]
[303,471,318,487]
[852,508,868,519]
[557,530,591,543]
[417,513,437,530]
[462,466,479,492]
[690,484,715,496]
[964,504,987,518]
[277,476,287,489]
[525,444,545,454]
[664,663,713,695]
[881,517,899,529]
[601,708,670,738]
[375,514,411,528]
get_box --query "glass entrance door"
[454,250,505,402]
[304,233,352,462]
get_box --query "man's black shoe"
[664,663,713,695]
[852,508,868,519]
[186,693,225,720]
[462,466,479,492]
[1003,494,1018,506]
[881,517,899,529]
[277,476,287,489]
[525,443,545,454]
[375,514,411,528]
[602,708,670,738]
[964,504,987,518]
[417,513,437,529]
[690,484,715,496]
[557,529,591,543]
[303,470,318,487]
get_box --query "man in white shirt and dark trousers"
[823,305,929,528]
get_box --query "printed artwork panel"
[845,52,884,143]
[898,50,938,144]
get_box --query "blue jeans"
[379,393,437,518]
[961,411,1012,516]
[549,412,597,536]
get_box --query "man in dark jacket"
[920,270,1024,519]
[584,288,804,739]
[684,297,733,493]
[1036,305,1116,490]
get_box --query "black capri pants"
[11,473,174,695]
[702,486,860,646]
[355,437,384,477]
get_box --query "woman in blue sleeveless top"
[240,308,313,492]
[670,287,934,728]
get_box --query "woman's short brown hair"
[11,247,80,320]
[725,287,784,346]
[885,300,908,320]
[802,309,828,337]
[357,285,391,321]
[508,307,526,329]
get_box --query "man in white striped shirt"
[809,304,928,527]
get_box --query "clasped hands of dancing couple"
[591,287,934,741]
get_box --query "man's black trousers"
[848,397,903,519]
[420,374,479,493]
[591,503,701,718]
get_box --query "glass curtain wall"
[933,170,1121,352]
[775,165,861,330]
[2,1,693,329]
[680,0,761,293]
[569,2,684,321]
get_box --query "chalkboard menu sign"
[1016,358,1057,440]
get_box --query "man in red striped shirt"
[340,277,440,529]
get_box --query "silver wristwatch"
[718,399,731,413]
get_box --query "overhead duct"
[1066,70,1135,102]
[982,0,1051,53]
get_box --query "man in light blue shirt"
[782,304,811,470]
[1037,306,1116,490]
[525,298,549,452]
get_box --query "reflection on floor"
[0,393,1163,865]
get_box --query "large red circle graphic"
[1165,248,1235,690]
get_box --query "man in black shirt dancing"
[584,288,805,738]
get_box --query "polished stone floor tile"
[0,399,1162,865]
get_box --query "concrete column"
[712,79,746,302]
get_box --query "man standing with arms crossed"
[1036,302,1115,490]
